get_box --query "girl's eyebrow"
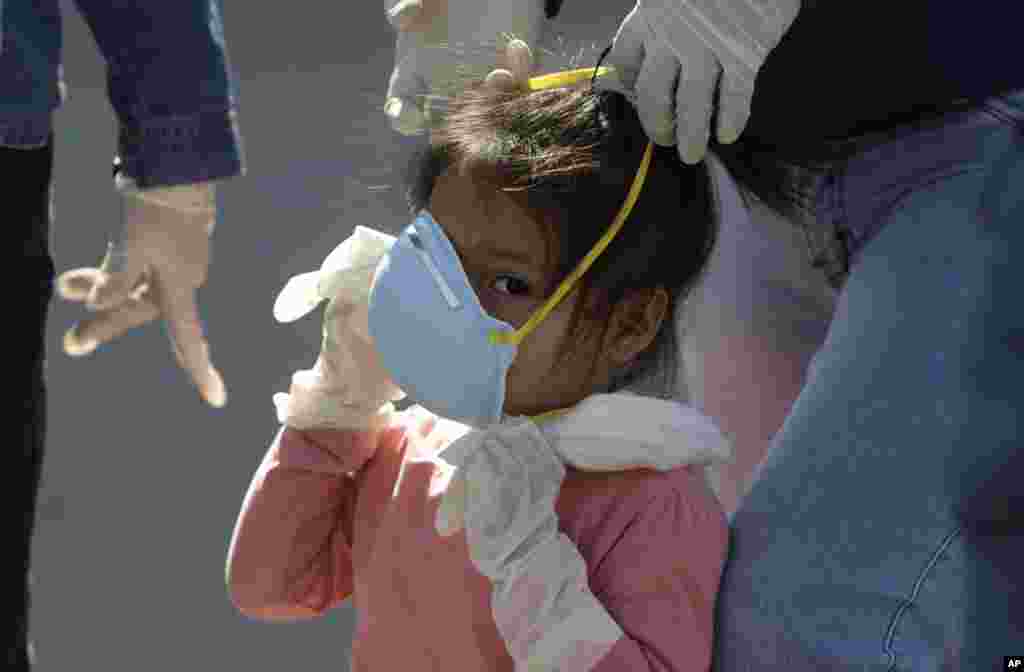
[446,233,539,271]
[482,246,538,268]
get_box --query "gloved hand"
[383,0,551,135]
[57,176,227,408]
[434,418,564,578]
[436,394,731,537]
[272,226,406,432]
[423,396,729,666]
[606,0,801,164]
[433,417,625,670]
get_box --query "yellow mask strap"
[489,139,654,347]
[526,66,615,91]
[530,406,574,423]
[488,65,652,426]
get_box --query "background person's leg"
[7,139,55,670]
[713,95,1023,671]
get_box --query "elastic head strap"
[490,139,654,346]
[526,66,615,91]
[495,65,650,426]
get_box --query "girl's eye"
[491,275,531,296]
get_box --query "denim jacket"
[0,0,244,188]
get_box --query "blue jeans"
[713,89,1024,671]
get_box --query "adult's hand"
[383,0,553,135]
[57,180,227,408]
[607,0,800,164]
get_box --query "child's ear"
[606,286,669,367]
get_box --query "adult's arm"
[71,0,244,187]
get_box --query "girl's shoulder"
[556,465,726,543]
[560,464,720,511]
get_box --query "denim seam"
[979,99,1024,132]
[118,106,237,146]
[877,166,984,228]
[882,525,962,670]
[834,163,852,271]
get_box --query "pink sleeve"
[225,425,376,621]
[589,474,729,672]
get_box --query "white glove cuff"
[116,173,217,215]
[492,533,623,671]
[273,389,396,432]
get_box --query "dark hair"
[708,131,848,220]
[404,82,718,399]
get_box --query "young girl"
[227,45,731,671]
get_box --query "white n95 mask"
[369,69,653,429]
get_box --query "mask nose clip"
[409,230,462,310]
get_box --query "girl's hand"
[296,427,382,468]
[435,418,626,670]
[435,417,566,584]
[273,298,404,432]
[272,226,406,433]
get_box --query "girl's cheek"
[477,290,501,320]
[480,287,533,324]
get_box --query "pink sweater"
[227,406,728,671]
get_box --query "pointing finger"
[153,276,226,408]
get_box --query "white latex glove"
[57,177,227,408]
[272,226,406,431]
[434,418,563,577]
[436,394,730,536]
[434,417,624,670]
[606,0,801,164]
[384,0,549,135]
[422,398,729,667]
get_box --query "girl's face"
[428,169,610,417]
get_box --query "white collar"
[531,392,733,472]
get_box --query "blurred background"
[30,1,635,670]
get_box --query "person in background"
[384,0,1024,666]
[605,0,1024,668]
[3,0,244,667]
